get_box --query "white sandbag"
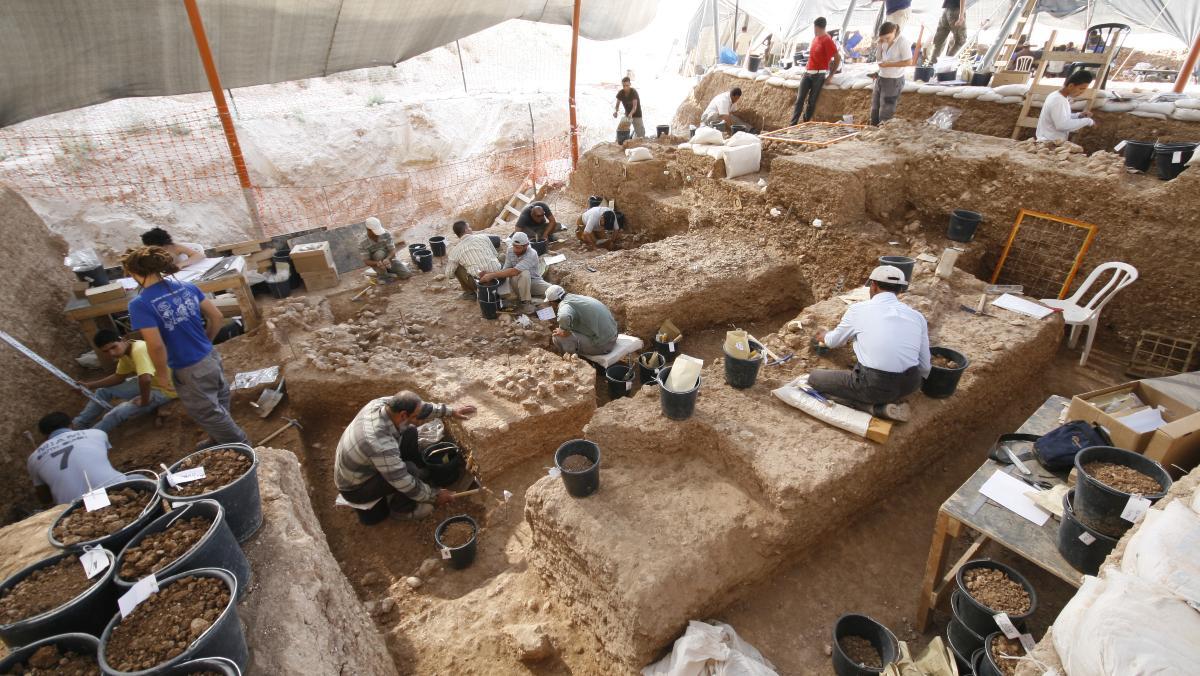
[625,147,652,162]
[1100,100,1136,113]
[936,87,958,97]
[767,76,786,87]
[772,375,872,438]
[1176,98,1200,110]
[1136,101,1176,115]
[736,69,754,79]
[676,142,692,151]
[691,126,723,145]
[993,84,1029,97]
[643,620,777,676]
[1070,99,1088,112]
[1172,107,1200,122]
[917,85,942,95]
[952,86,990,100]
[998,96,1024,105]
[823,83,841,90]
[705,145,727,160]
[1121,500,1200,605]
[851,79,873,90]
[1054,570,1200,676]
[724,131,759,147]
[829,73,855,87]
[902,81,923,93]
[977,91,1003,102]
[755,73,771,82]
[782,80,800,89]
[691,144,711,156]
[787,69,806,80]
[1130,111,1169,120]
[722,142,760,179]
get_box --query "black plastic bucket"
[979,632,1023,676]
[268,279,291,299]
[914,66,935,82]
[48,478,163,553]
[831,613,898,675]
[950,590,986,652]
[530,238,548,256]
[653,336,681,363]
[1122,140,1155,172]
[1057,489,1120,575]
[159,444,262,544]
[113,499,250,600]
[731,124,749,134]
[414,250,433,272]
[1154,142,1197,181]
[971,648,986,676]
[936,70,956,82]
[954,560,1036,637]
[638,351,664,386]
[970,71,993,87]
[422,442,465,488]
[433,515,478,570]
[477,278,500,320]
[658,366,701,421]
[74,266,111,287]
[724,340,764,389]
[1073,446,1171,538]
[161,656,242,675]
[554,440,601,498]
[747,55,761,72]
[878,255,915,285]
[429,236,447,257]
[948,594,985,673]
[656,124,670,137]
[0,632,101,672]
[922,347,969,399]
[408,243,428,264]
[98,568,247,675]
[605,365,634,399]
[0,549,117,647]
[947,209,982,243]
[616,129,632,144]
[588,195,602,208]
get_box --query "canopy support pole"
[980,0,1024,73]
[569,0,581,170]
[711,0,721,64]
[841,0,858,41]
[1177,32,1200,94]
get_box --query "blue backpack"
[991,421,1112,472]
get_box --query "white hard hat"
[868,264,907,285]
[511,232,530,246]
[365,216,385,235]
[544,285,566,304]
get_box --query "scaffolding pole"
[569,0,581,170]
[1177,32,1200,94]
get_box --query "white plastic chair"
[1040,262,1138,366]
[1014,56,1035,73]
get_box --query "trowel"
[251,378,286,418]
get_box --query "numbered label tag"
[502,490,513,503]
[994,612,1021,639]
[667,341,676,352]
[167,467,206,488]
[1121,494,1151,524]
[118,575,159,617]
[547,467,561,479]
[439,547,452,560]
[80,548,109,579]
[82,487,110,512]
[625,381,632,391]
[536,307,555,321]
[1019,633,1037,652]
[1113,140,1127,152]
[1173,151,1183,163]
[1078,531,1096,545]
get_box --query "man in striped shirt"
[446,220,504,299]
[334,391,477,524]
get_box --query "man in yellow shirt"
[73,330,176,433]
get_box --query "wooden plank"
[515,192,533,203]
[504,205,522,217]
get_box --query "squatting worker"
[871,22,914,126]
[73,329,176,434]
[141,227,205,269]
[360,216,412,280]
[514,201,558,242]
[29,412,126,505]
[477,232,549,315]
[791,17,841,125]
[929,0,966,63]
[701,87,743,130]
[334,392,476,524]
[544,285,618,356]
[1036,70,1097,142]
[614,76,644,138]
[123,246,249,448]
[580,204,622,251]
[810,265,930,422]
[446,220,503,299]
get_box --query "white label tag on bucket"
[167,467,206,488]
[536,307,555,321]
[82,487,110,512]
[1078,531,1097,545]
[1019,633,1038,652]
[994,612,1021,639]
[668,341,676,352]
[80,548,109,579]
[440,547,452,560]
[502,490,513,502]
[547,467,561,479]
[1121,494,1151,523]
[1114,140,1127,151]
[1173,151,1183,163]
[625,381,632,391]
[118,575,159,617]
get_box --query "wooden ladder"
[491,180,541,230]
[995,0,1040,66]
[1011,29,1120,140]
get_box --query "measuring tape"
[0,330,112,410]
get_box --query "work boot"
[879,402,912,423]
[393,263,414,280]
[391,503,434,521]
[194,437,217,451]
[458,291,475,300]
[517,302,537,315]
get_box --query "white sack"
[993,84,1029,97]
[625,147,652,162]
[772,375,872,438]
[1130,111,1169,120]
[705,145,726,160]
[782,80,800,89]
[936,88,958,97]
[692,144,711,156]
[735,69,754,79]
[902,81,923,93]
[1120,500,1200,605]
[767,76,786,87]
[754,73,770,82]
[691,127,724,145]
[917,85,942,95]
[724,131,759,147]
[998,96,1025,105]
[851,79,873,90]
[1135,101,1175,115]
[1100,101,1135,113]
[953,86,990,100]
[1176,98,1200,110]
[977,91,1003,102]
[643,621,777,676]
[722,142,760,179]
[1172,107,1200,122]
[829,73,855,87]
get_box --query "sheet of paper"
[838,286,871,305]
[535,307,555,321]
[542,253,566,266]
[979,469,1050,526]
[1116,406,1168,433]
[991,293,1053,319]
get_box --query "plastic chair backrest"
[1014,56,1034,73]
[1066,262,1138,314]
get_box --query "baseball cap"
[365,216,385,235]
[868,264,907,285]
[511,232,530,246]
[544,285,566,304]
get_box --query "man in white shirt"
[701,87,743,129]
[871,22,914,126]
[446,220,503,299]
[580,205,622,250]
[478,232,549,314]
[1036,70,1097,142]
[28,412,127,505]
[810,265,931,422]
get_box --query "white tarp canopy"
[0,0,657,127]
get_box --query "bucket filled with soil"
[1073,446,1171,538]
[476,278,501,320]
[159,655,242,675]
[1056,489,1120,575]
[947,590,985,668]
[1121,140,1155,172]
[0,632,101,675]
[433,515,479,570]
[637,351,664,387]
[878,256,915,285]
[723,340,764,390]
[421,442,465,488]
[831,613,898,675]
[978,632,1027,676]
[115,500,250,599]
[554,440,601,498]
[954,560,1036,637]
[922,347,969,399]
[98,568,246,674]
[0,549,117,648]
[947,209,982,243]
[49,478,163,552]
[605,364,634,399]
[159,444,261,543]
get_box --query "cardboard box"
[85,281,127,305]
[1140,379,1200,477]
[290,241,336,274]
[1067,381,1198,453]
[303,269,340,292]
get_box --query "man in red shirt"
[791,17,841,125]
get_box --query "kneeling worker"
[73,330,175,434]
[29,412,126,505]
[334,391,477,524]
[810,265,930,422]
[446,220,503,299]
[580,204,622,250]
[544,285,618,356]
[477,232,549,315]
[360,216,412,281]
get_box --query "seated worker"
[514,201,558,241]
[580,204,622,251]
[1036,70,1096,143]
[700,87,744,129]
[544,285,618,356]
[446,220,503,299]
[28,412,126,505]
[810,265,930,422]
[73,330,176,434]
[477,232,549,315]
[334,391,476,524]
[359,216,412,280]
[141,227,205,269]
